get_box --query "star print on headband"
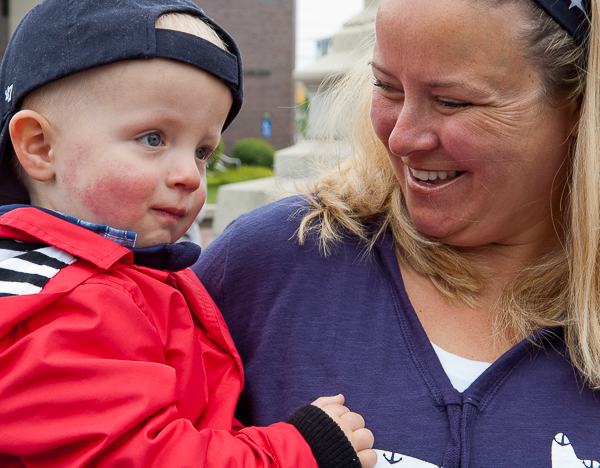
[570,0,584,10]
[533,0,588,43]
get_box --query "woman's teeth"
[409,168,459,183]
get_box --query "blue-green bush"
[231,138,275,168]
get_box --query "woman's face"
[370,0,580,249]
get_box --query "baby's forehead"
[21,64,112,117]
[24,58,195,112]
[26,57,231,130]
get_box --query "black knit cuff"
[288,404,362,468]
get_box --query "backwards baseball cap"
[0,0,243,206]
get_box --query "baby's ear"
[9,110,56,181]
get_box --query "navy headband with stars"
[533,0,590,43]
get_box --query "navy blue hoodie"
[194,196,600,468]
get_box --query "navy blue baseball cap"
[0,0,243,206]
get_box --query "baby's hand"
[312,394,376,468]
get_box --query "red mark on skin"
[83,165,155,227]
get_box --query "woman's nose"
[387,103,439,157]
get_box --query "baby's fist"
[312,395,376,468]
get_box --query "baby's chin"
[136,229,189,248]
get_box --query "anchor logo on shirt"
[373,433,599,467]
[383,453,403,464]
[374,450,439,467]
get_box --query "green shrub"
[206,165,273,186]
[206,185,219,204]
[231,138,275,168]
[206,165,274,204]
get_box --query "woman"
[194,0,600,465]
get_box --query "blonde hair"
[297,0,600,387]
[568,0,600,387]
[155,12,228,50]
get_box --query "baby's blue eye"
[195,147,209,161]
[140,133,163,147]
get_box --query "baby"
[0,1,375,467]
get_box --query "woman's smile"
[407,166,463,186]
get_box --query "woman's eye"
[438,99,470,109]
[373,78,396,93]
[195,147,210,161]
[140,133,163,147]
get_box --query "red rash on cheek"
[81,165,155,226]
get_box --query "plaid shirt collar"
[56,212,137,248]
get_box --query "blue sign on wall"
[261,117,273,138]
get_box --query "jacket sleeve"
[0,275,324,468]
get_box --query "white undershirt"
[431,342,492,393]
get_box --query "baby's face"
[47,58,232,247]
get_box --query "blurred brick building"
[0,0,296,153]
[196,0,296,153]
[0,1,8,56]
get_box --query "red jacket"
[0,207,319,468]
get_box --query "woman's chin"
[411,218,483,248]
[410,216,458,241]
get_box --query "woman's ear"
[9,109,56,182]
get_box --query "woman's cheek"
[370,95,397,146]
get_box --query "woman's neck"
[397,238,563,362]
